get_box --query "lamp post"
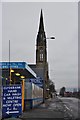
[43,36,55,103]
[43,37,55,41]
[46,37,55,40]
[9,40,11,85]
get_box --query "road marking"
[64,104,71,111]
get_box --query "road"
[59,97,80,119]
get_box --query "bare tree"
[59,87,66,97]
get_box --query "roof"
[28,64,44,79]
[0,62,37,78]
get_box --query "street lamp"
[43,36,55,103]
[46,37,55,40]
[43,37,55,41]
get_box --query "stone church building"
[29,9,49,99]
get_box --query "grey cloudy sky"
[1,2,78,90]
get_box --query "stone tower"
[36,9,47,66]
[36,9,49,99]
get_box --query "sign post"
[2,85,22,119]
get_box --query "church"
[29,9,49,99]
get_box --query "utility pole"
[9,40,11,85]
[43,65,45,103]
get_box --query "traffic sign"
[2,85,22,118]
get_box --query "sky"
[0,1,78,90]
[0,0,79,2]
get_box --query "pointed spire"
[39,9,44,32]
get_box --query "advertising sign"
[29,78,43,88]
[2,85,22,118]
[0,62,25,69]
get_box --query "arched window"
[39,48,43,61]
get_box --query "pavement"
[19,98,64,119]
[1,96,79,120]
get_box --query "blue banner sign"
[2,85,22,118]
[0,62,25,69]
[27,78,43,88]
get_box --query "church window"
[40,48,43,61]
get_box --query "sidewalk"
[19,97,65,119]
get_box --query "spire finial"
[41,8,42,11]
[39,9,44,32]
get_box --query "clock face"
[40,48,43,53]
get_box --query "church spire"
[39,9,44,32]
[36,9,47,65]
